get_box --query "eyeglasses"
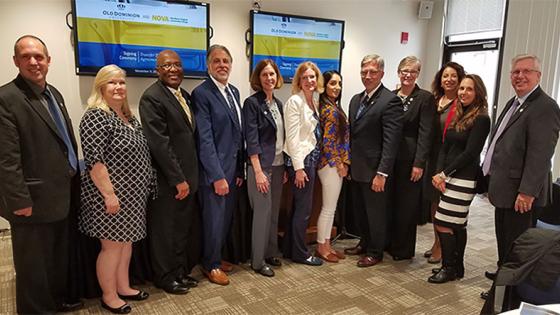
[510,69,539,77]
[361,69,381,77]
[158,63,182,71]
[399,69,419,76]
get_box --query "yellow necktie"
[174,90,193,125]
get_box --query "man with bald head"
[139,50,199,294]
[0,35,81,313]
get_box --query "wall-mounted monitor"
[250,10,345,83]
[72,0,209,78]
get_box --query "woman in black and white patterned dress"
[79,65,154,313]
[428,74,490,284]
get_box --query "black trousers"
[10,218,69,314]
[494,207,534,265]
[387,160,422,258]
[283,164,317,261]
[354,181,387,259]
[148,183,199,286]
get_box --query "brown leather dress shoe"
[220,260,234,273]
[357,256,381,267]
[203,268,230,285]
[344,245,364,255]
[332,250,346,259]
[316,251,339,263]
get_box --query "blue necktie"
[43,89,78,172]
[225,87,240,126]
[356,95,369,119]
[482,98,520,175]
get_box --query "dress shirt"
[209,75,242,126]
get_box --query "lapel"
[256,91,277,130]
[14,75,64,141]
[503,87,540,133]
[48,84,78,149]
[355,84,384,122]
[158,81,195,132]
[208,79,241,131]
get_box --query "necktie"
[174,90,193,125]
[356,94,369,119]
[43,89,78,172]
[225,87,240,126]
[482,98,520,175]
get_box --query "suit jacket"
[283,91,319,170]
[392,85,436,166]
[192,79,244,186]
[349,84,403,183]
[139,80,199,193]
[243,91,283,171]
[488,86,560,208]
[0,75,78,223]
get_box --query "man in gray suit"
[0,35,81,314]
[483,54,560,281]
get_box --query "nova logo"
[117,4,125,10]
[152,15,169,21]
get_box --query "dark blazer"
[192,79,244,185]
[488,87,560,208]
[243,91,283,171]
[139,80,198,192]
[0,75,78,223]
[393,85,436,166]
[437,114,490,180]
[349,84,403,182]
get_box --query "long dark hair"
[431,61,465,100]
[319,70,347,142]
[452,74,488,132]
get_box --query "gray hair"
[398,55,421,72]
[511,54,541,72]
[361,54,384,70]
[206,44,232,64]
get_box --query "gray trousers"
[247,165,284,269]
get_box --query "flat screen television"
[250,10,345,83]
[72,0,209,78]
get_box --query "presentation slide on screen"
[252,13,343,80]
[75,0,207,75]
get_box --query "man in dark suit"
[139,50,199,295]
[0,35,82,314]
[191,45,244,285]
[345,54,403,267]
[482,54,560,280]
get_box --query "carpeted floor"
[0,196,498,314]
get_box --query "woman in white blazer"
[282,61,324,266]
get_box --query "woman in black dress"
[424,62,466,264]
[388,56,436,260]
[79,65,154,313]
[428,74,490,283]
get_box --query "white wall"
[0,0,442,229]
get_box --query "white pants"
[317,165,343,243]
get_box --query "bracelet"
[437,172,447,180]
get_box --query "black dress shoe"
[157,280,190,295]
[480,291,490,300]
[392,255,412,261]
[58,301,84,312]
[179,275,199,288]
[428,267,457,284]
[485,271,497,280]
[265,257,282,267]
[118,290,149,301]
[294,256,323,266]
[432,267,464,279]
[101,300,132,314]
[254,264,275,277]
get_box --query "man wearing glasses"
[139,50,199,295]
[344,54,403,267]
[482,54,560,284]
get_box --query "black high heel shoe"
[101,300,132,314]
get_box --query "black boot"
[455,228,467,278]
[428,232,457,284]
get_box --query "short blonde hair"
[291,61,324,95]
[87,64,132,118]
[398,55,421,72]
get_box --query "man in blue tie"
[191,45,244,286]
[482,54,560,286]
[0,35,82,314]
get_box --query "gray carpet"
[0,196,498,314]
